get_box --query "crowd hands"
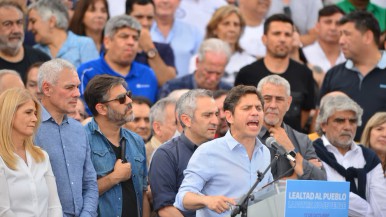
[0,0,386,217]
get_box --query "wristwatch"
[146,48,158,59]
[288,150,297,158]
[288,147,298,158]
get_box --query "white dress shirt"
[0,150,62,217]
[303,41,346,73]
[321,136,386,217]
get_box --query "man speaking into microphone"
[174,85,273,217]
[257,75,326,180]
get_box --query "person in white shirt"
[303,5,346,73]
[189,5,255,85]
[238,0,271,58]
[0,88,62,217]
[313,93,386,217]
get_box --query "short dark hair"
[264,14,293,34]
[84,75,127,116]
[338,11,381,45]
[224,85,264,114]
[318,5,345,20]
[126,0,154,14]
[213,89,228,100]
[131,96,152,107]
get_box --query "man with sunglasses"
[83,74,150,217]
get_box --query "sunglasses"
[101,90,132,104]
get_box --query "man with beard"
[83,74,150,217]
[313,94,386,217]
[149,89,219,217]
[236,14,315,133]
[0,1,50,80]
[257,75,326,180]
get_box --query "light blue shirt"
[174,131,273,217]
[34,31,99,68]
[35,107,98,217]
[151,19,203,77]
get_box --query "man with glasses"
[159,38,232,99]
[83,74,150,217]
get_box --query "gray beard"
[106,106,134,126]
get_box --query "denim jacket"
[84,118,147,217]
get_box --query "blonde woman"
[0,88,62,216]
[361,112,386,176]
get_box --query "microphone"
[265,137,296,162]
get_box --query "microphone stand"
[231,154,279,217]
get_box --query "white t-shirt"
[0,150,62,217]
[239,24,266,58]
[175,0,227,36]
[303,41,346,73]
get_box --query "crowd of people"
[0,0,386,217]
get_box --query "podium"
[228,180,350,217]
[228,181,286,217]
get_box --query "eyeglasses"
[101,90,132,104]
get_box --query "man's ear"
[286,96,292,112]
[262,34,267,46]
[225,110,233,125]
[180,113,192,128]
[41,81,51,96]
[153,121,161,136]
[362,30,374,45]
[103,36,111,50]
[48,15,56,28]
[95,103,107,116]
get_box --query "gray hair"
[28,0,69,30]
[104,15,141,38]
[0,69,21,80]
[197,38,232,62]
[316,94,363,136]
[38,59,76,92]
[149,97,177,133]
[257,75,291,96]
[176,89,213,128]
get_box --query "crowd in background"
[0,0,386,217]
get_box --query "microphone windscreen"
[265,136,276,149]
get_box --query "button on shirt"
[174,131,273,217]
[35,107,98,217]
[319,136,386,217]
